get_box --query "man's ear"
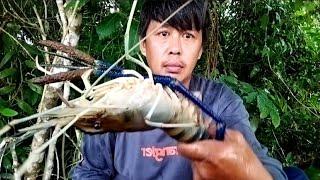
[140,40,146,56]
[197,47,203,59]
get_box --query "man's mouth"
[163,62,184,74]
[165,66,182,73]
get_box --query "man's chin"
[163,73,181,80]
[154,72,185,83]
[157,73,189,87]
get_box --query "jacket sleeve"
[216,85,288,180]
[71,133,116,180]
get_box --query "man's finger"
[203,119,217,139]
[192,162,202,180]
[177,141,216,161]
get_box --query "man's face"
[140,20,203,88]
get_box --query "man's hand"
[177,129,273,180]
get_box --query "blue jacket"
[72,76,287,179]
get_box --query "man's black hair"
[138,0,210,45]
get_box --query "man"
[72,0,288,179]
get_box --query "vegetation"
[216,0,320,172]
[0,0,319,179]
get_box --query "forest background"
[0,0,319,179]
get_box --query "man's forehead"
[149,20,199,32]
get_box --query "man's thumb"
[177,141,211,161]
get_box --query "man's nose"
[168,34,181,55]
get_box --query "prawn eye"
[86,96,93,101]
[93,120,101,129]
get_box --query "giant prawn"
[0,0,224,178]
[0,39,226,142]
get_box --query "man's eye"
[183,33,194,39]
[158,31,169,37]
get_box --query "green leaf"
[14,146,30,164]
[262,46,270,58]
[2,30,17,52]
[260,14,269,29]
[96,13,123,40]
[0,108,18,117]
[0,119,5,128]
[0,173,13,179]
[257,94,270,119]
[2,155,12,170]
[0,85,15,95]
[21,42,42,56]
[30,93,39,105]
[305,166,320,180]
[270,109,280,128]
[250,116,260,133]
[0,68,17,79]
[27,82,43,94]
[0,51,14,69]
[240,82,254,93]
[25,88,39,106]
[275,12,281,23]
[24,60,36,69]
[249,66,260,78]
[266,4,272,11]
[245,92,257,103]
[0,98,8,108]
[128,21,140,54]
[257,91,281,126]
[118,0,131,13]
[16,99,34,115]
[65,0,89,11]
[222,75,238,86]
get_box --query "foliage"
[216,0,319,170]
[0,0,319,178]
[305,165,320,180]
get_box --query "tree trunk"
[24,1,82,178]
